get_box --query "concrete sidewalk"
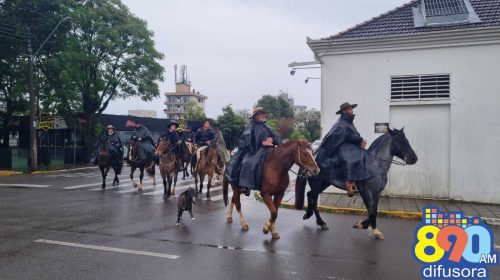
[265,183,500,226]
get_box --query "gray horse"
[295,128,418,240]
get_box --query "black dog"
[176,188,197,226]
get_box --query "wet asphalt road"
[0,168,499,280]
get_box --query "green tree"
[256,95,294,119]
[295,109,321,142]
[185,100,206,122]
[217,105,246,150]
[63,0,165,152]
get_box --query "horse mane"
[367,133,391,153]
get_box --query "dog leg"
[176,209,183,226]
[189,209,195,221]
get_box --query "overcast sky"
[108,0,409,118]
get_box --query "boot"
[344,180,356,197]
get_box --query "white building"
[307,0,500,203]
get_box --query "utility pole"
[27,35,37,172]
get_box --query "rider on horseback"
[158,121,182,169]
[195,120,216,147]
[225,107,282,196]
[134,120,155,147]
[90,125,123,170]
[315,102,373,197]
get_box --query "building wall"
[320,43,500,203]
[128,110,157,118]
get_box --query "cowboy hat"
[336,102,358,114]
[168,121,179,128]
[106,125,115,130]
[250,107,267,119]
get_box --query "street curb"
[32,166,96,175]
[0,170,23,176]
[254,192,422,220]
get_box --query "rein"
[290,145,310,178]
[365,151,407,166]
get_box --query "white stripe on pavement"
[143,182,196,196]
[210,191,232,202]
[0,183,51,188]
[114,184,155,193]
[63,179,131,190]
[34,239,179,260]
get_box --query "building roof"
[164,91,208,99]
[322,0,500,41]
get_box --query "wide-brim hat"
[250,107,267,119]
[336,102,358,114]
[168,121,179,128]
[106,125,115,130]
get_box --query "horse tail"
[295,167,307,210]
[222,175,229,206]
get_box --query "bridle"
[290,144,314,178]
[366,135,408,166]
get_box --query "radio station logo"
[413,206,498,279]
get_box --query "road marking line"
[210,191,232,201]
[88,185,121,191]
[0,183,51,188]
[64,179,131,190]
[34,239,179,259]
[114,184,155,193]
[143,183,194,195]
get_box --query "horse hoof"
[191,217,195,221]
[271,232,280,240]
[263,227,269,234]
[320,224,329,230]
[353,221,364,229]
[242,224,249,231]
[133,183,138,188]
[370,228,385,240]
[163,195,168,200]
[227,217,233,224]
[176,223,180,226]
[111,182,116,186]
[102,185,105,190]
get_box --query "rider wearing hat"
[315,102,372,197]
[157,121,182,168]
[90,125,124,170]
[133,119,155,147]
[225,107,282,196]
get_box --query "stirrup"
[241,187,251,196]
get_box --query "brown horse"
[156,138,179,198]
[97,142,112,189]
[193,141,219,199]
[223,140,320,239]
[127,139,156,191]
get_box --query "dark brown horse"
[97,142,114,189]
[193,141,219,199]
[223,140,320,239]
[179,140,194,180]
[156,138,179,198]
[127,139,156,191]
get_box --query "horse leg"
[303,191,318,220]
[172,173,177,196]
[130,166,137,188]
[270,193,285,239]
[199,174,205,194]
[112,170,119,186]
[162,175,168,199]
[261,193,279,239]
[226,197,235,224]
[138,168,144,191]
[368,192,384,240]
[232,185,248,231]
[353,186,372,230]
[167,175,173,197]
[206,173,213,200]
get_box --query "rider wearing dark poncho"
[132,120,156,164]
[90,125,124,173]
[315,102,373,196]
[158,121,182,169]
[225,107,282,196]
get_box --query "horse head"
[206,141,219,164]
[99,142,109,155]
[293,140,320,177]
[156,138,171,156]
[128,138,142,162]
[388,127,418,165]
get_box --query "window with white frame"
[391,74,450,100]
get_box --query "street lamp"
[27,16,72,172]
[289,66,321,76]
[305,77,320,84]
